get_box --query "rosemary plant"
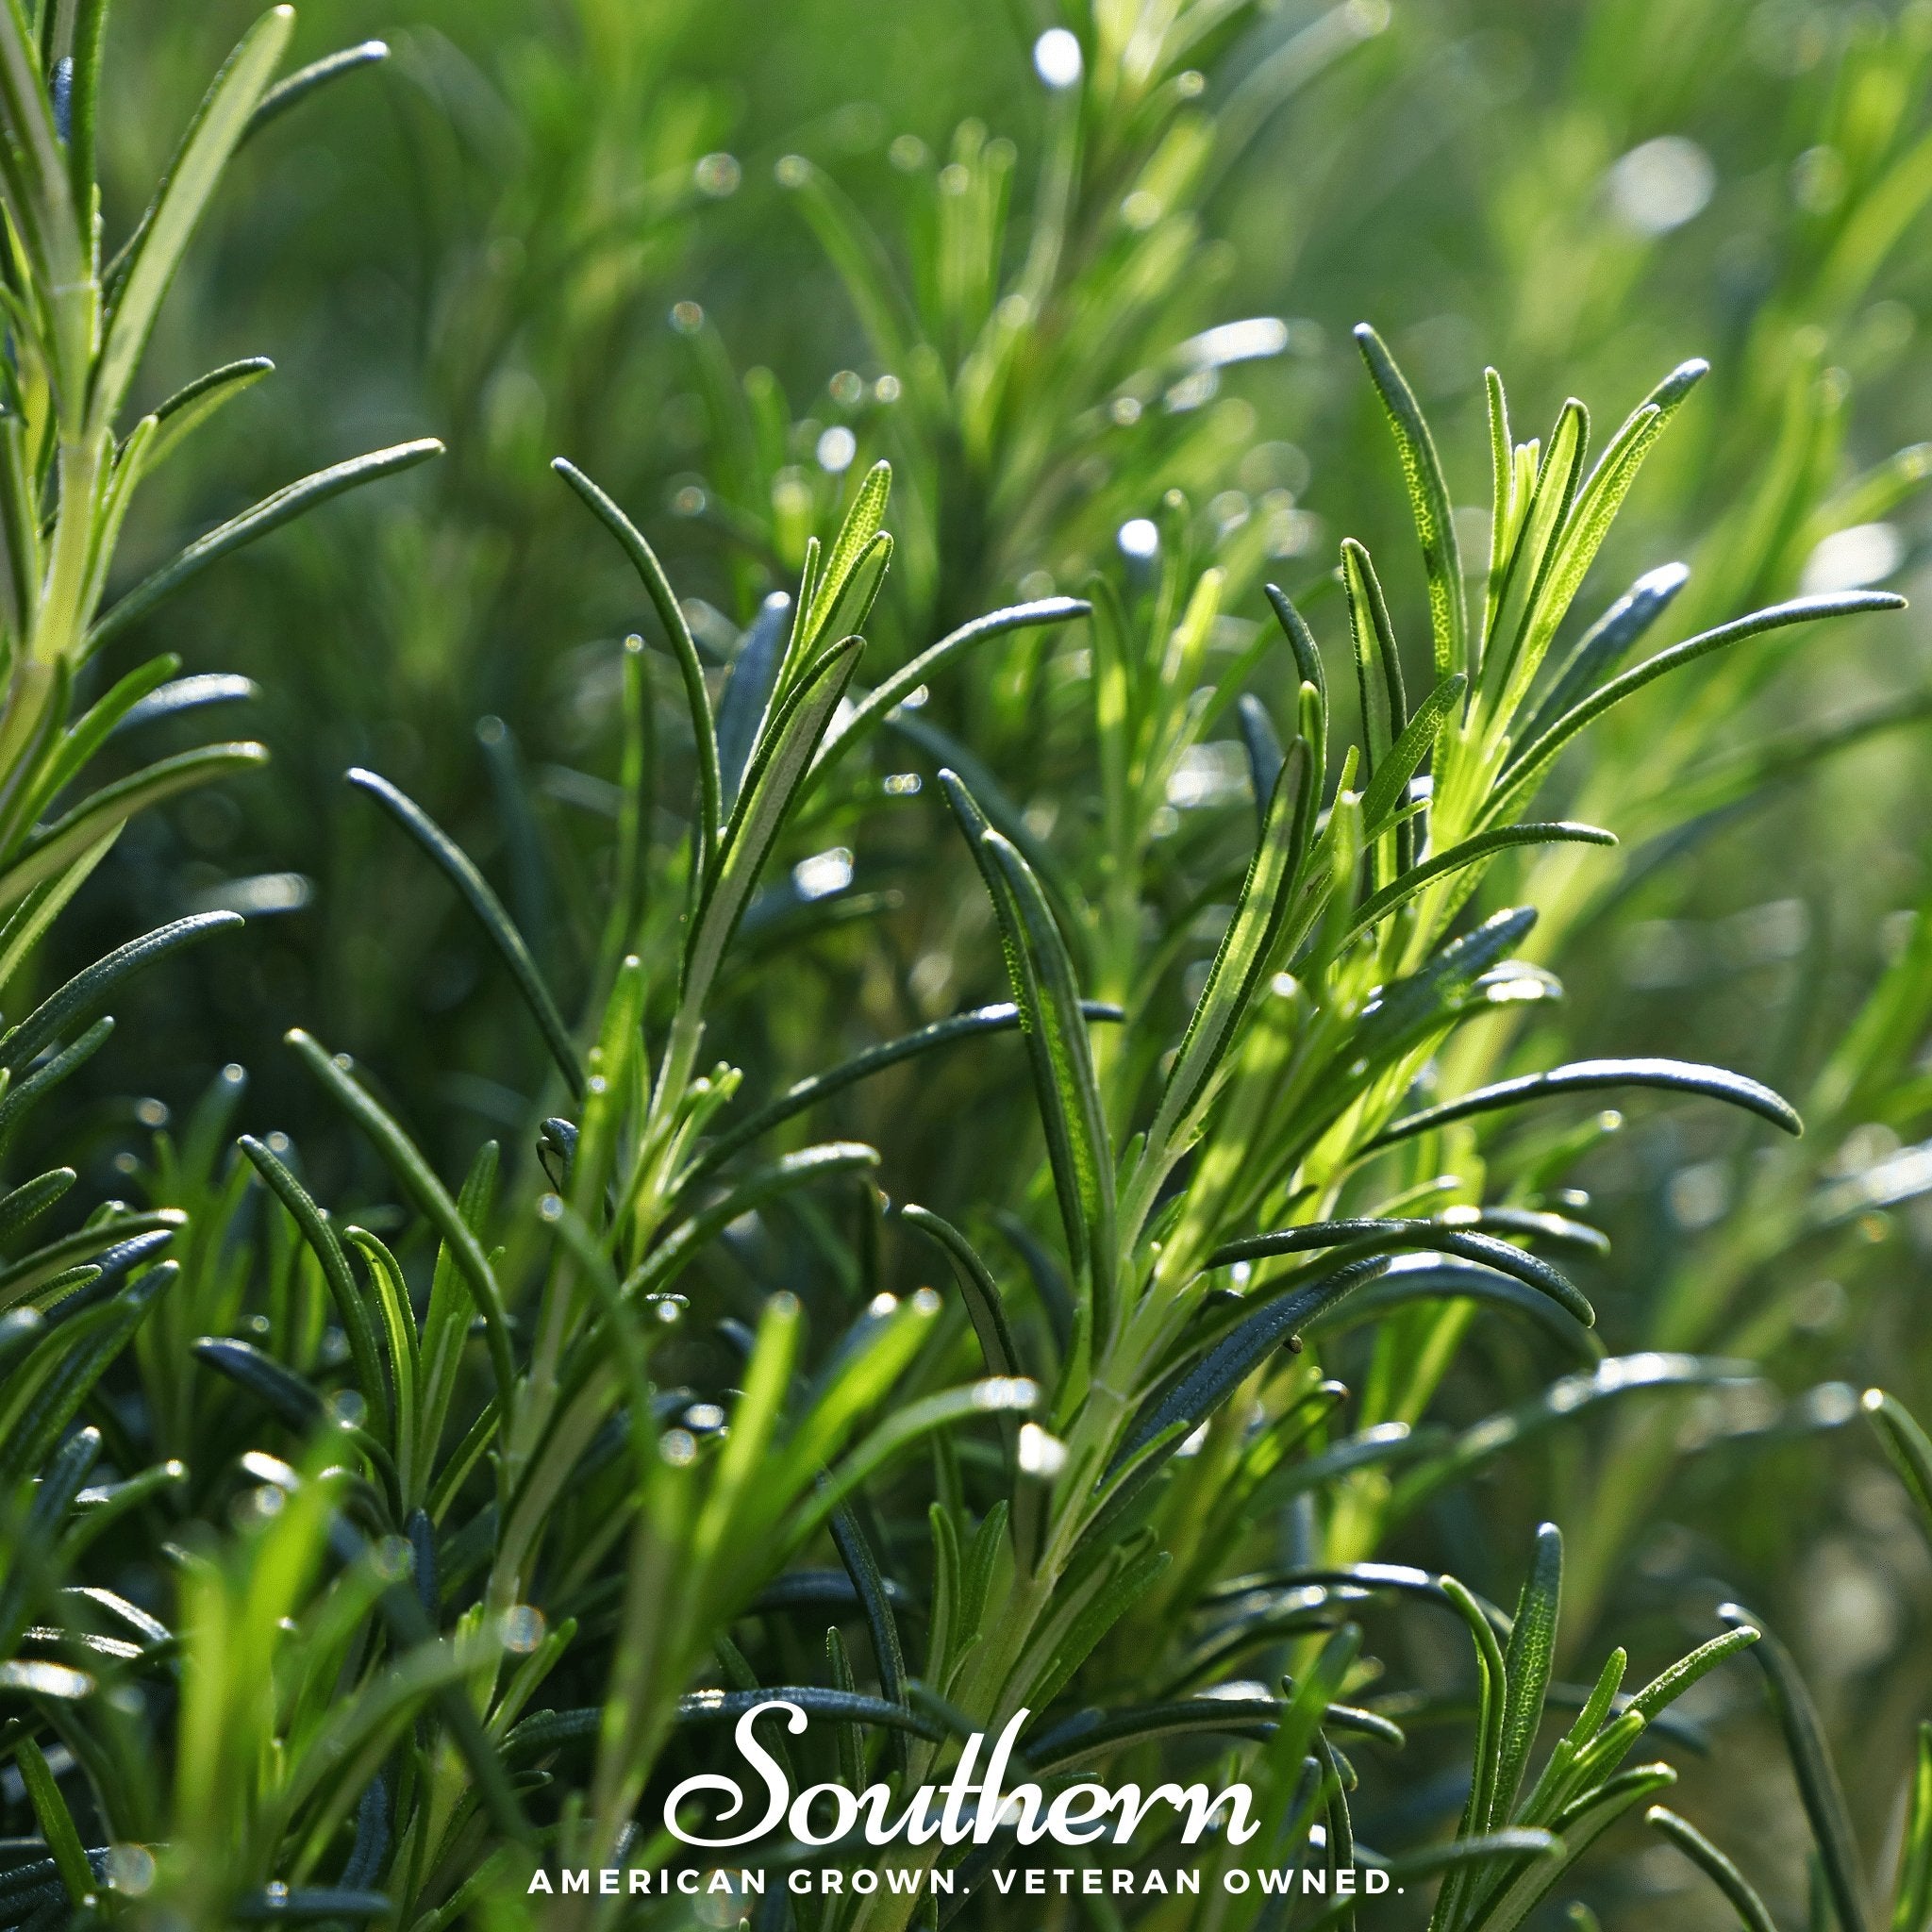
[3,3,1932,1931]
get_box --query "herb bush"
[4,0,1932,1927]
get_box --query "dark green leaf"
[1314,1258,1600,1363]
[346,768,582,1097]
[812,597,1088,782]
[42,1227,175,1327]
[1209,1220,1592,1327]
[237,1132,391,1438]
[3,747,269,912]
[1524,562,1688,744]
[684,637,861,1008]
[1237,693,1285,827]
[0,1169,75,1247]
[241,39,389,144]
[981,827,1117,1322]
[116,672,258,733]
[824,1627,867,1796]
[14,1740,92,1905]
[65,0,108,217]
[0,1208,182,1315]
[1343,822,1615,946]
[0,1016,114,1156]
[716,591,791,812]
[25,1427,101,1539]
[144,357,274,469]
[940,774,1108,1293]
[192,1334,327,1431]
[1485,1763,1676,1927]
[0,1265,173,1484]
[1368,1057,1802,1149]
[553,458,722,862]
[1023,1542,1171,1715]
[1437,1574,1508,1926]
[26,652,181,818]
[683,1000,1122,1190]
[1265,584,1328,704]
[633,1142,880,1298]
[0,1306,44,1374]
[1861,1389,1932,1545]
[1721,1605,1869,1932]
[1492,591,1907,819]
[286,1029,517,1410]
[91,441,443,650]
[1120,1257,1391,1464]
[1645,1807,1781,1932]
[1346,907,1538,1067]
[829,1499,911,1774]
[901,1204,1023,1381]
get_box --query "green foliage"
[3,0,1932,1927]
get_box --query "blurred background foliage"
[33,0,1932,1909]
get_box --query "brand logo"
[664,1701,1257,1850]
[523,1702,1398,1900]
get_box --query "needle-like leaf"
[1342,821,1615,944]
[1368,1057,1803,1148]
[347,768,583,1096]
[239,1133,392,1443]
[1361,670,1465,834]
[144,358,275,470]
[1148,738,1311,1157]
[975,817,1116,1329]
[0,910,242,1072]
[681,1000,1123,1189]
[241,39,389,145]
[716,591,791,812]
[1721,1604,1869,1932]
[94,6,296,432]
[683,635,861,1008]
[1492,591,1907,818]
[1645,1807,1781,1932]
[901,1204,1023,1380]
[553,458,722,864]
[286,1028,517,1414]
[2,744,268,913]
[90,441,444,650]
[1497,1524,1562,1817]
[1523,561,1688,745]
[811,596,1088,781]
[1862,1389,1932,1545]
[1357,323,1468,679]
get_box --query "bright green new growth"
[0,0,431,1223]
